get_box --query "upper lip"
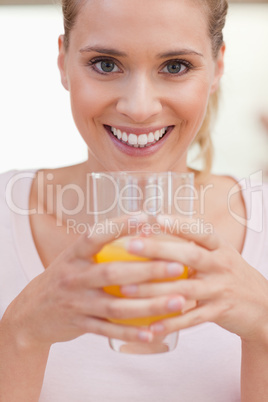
[105,124,172,135]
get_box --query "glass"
[88,171,194,354]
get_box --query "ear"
[57,35,69,91]
[210,43,225,94]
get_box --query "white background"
[0,4,268,179]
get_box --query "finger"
[121,278,211,301]
[78,316,154,343]
[125,236,215,272]
[157,215,222,251]
[75,214,148,259]
[81,290,185,320]
[149,303,218,334]
[84,260,185,288]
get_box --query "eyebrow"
[79,46,127,57]
[79,45,203,58]
[157,49,204,58]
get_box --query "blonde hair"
[191,0,228,177]
[61,0,228,175]
[61,0,85,50]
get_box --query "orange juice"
[94,238,187,326]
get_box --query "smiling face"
[58,0,224,173]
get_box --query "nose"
[116,74,163,123]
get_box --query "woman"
[0,0,268,401]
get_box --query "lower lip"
[103,125,174,157]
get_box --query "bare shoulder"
[29,164,84,268]
[30,163,87,206]
[195,173,247,253]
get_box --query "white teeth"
[154,130,160,141]
[138,134,148,146]
[117,129,122,140]
[128,134,138,145]
[148,132,155,143]
[110,126,169,148]
[122,132,128,142]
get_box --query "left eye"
[95,60,120,73]
[163,62,187,74]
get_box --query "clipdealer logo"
[66,217,214,237]
[5,171,194,224]
[5,170,264,234]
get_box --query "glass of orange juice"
[89,171,194,354]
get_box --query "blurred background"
[0,0,268,179]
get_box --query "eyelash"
[86,57,194,77]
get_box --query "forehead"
[71,0,210,56]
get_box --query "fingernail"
[150,323,165,334]
[167,297,185,312]
[138,330,153,342]
[167,263,184,277]
[121,284,138,295]
[125,239,144,253]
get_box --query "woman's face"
[58,0,224,172]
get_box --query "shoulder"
[0,170,19,190]
[0,169,37,206]
[199,172,268,224]
[0,169,37,192]
[195,173,245,219]
[0,170,19,218]
[197,172,268,212]
[0,169,38,226]
[194,173,246,252]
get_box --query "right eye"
[87,58,121,75]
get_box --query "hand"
[2,215,186,349]
[121,216,268,343]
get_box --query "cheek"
[67,63,110,120]
[70,80,102,118]
[172,79,211,128]
[166,79,211,152]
